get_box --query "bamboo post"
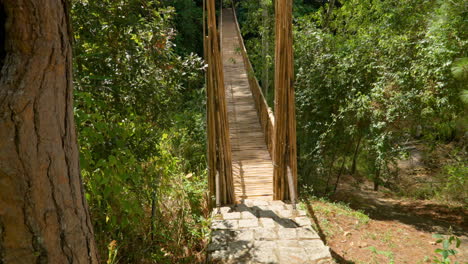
[261,1,269,98]
[204,0,217,206]
[204,0,235,205]
[273,0,297,201]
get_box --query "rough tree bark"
[0,1,99,263]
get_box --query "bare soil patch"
[306,178,467,263]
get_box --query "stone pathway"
[208,200,333,263]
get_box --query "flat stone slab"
[208,200,333,263]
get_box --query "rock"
[254,228,278,240]
[224,212,241,220]
[297,227,320,240]
[278,228,297,240]
[253,246,278,263]
[278,209,293,218]
[295,217,312,227]
[208,200,332,263]
[238,219,259,228]
[235,229,254,241]
[241,211,256,219]
[212,220,239,230]
[260,218,276,228]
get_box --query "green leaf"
[451,57,468,81]
[442,250,449,260]
[455,237,461,248]
[443,239,450,250]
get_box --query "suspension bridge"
[204,2,333,263]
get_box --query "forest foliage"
[237,0,467,201]
[69,0,467,262]
[72,0,207,262]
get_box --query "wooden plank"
[221,8,277,203]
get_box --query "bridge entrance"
[204,5,333,263]
[204,0,297,207]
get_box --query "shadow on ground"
[331,185,467,236]
[306,203,357,264]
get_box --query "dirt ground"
[306,177,467,264]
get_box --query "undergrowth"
[303,196,370,238]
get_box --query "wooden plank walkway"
[221,9,274,202]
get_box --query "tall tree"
[0,0,98,263]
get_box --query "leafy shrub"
[293,0,467,195]
[438,162,468,203]
[432,234,461,264]
[72,0,208,262]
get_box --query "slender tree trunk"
[150,190,157,241]
[373,167,380,191]
[0,1,99,263]
[351,134,362,175]
[324,149,337,194]
[333,155,347,193]
[332,140,352,193]
[323,0,335,29]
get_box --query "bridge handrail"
[230,7,275,157]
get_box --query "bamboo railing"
[231,8,276,157]
[205,3,297,204]
[231,5,297,203]
[204,0,235,206]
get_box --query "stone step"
[208,199,334,264]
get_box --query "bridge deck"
[222,9,274,202]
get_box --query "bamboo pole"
[205,0,235,205]
[262,2,269,98]
[273,0,297,201]
[204,0,215,205]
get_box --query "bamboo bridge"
[204,3,332,263]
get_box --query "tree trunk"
[150,190,157,241]
[333,155,347,193]
[323,0,335,29]
[351,134,362,175]
[0,1,99,263]
[323,149,337,195]
[373,168,380,191]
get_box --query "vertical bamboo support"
[273,0,297,201]
[204,0,235,205]
[204,0,216,205]
[261,1,269,98]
